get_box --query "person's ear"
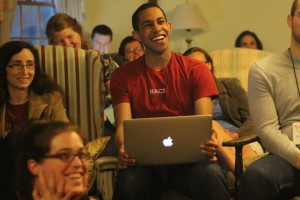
[287,14,293,29]
[132,31,141,42]
[168,21,172,30]
[27,159,40,176]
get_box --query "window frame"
[10,0,55,44]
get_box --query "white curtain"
[0,0,17,46]
[53,0,85,23]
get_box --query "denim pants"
[113,162,229,200]
[239,154,300,200]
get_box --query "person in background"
[239,0,300,199]
[46,13,119,135]
[0,40,68,199]
[91,24,113,53]
[46,13,89,50]
[111,3,228,200]
[118,36,145,65]
[15,120,91,200]
[183,47,264,173]
[235,30,263,50]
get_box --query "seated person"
[240,1,300,199]
[234,30,263,50]
[183,47,264,173]
[0,40,68,198]
[46,13,118,129]
[91,24,113,54]
[110,3,228,200]
[118,36,145,65]
[15,120,91,200]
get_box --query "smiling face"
[6,48,35,93]
[52,27,82,48]
[133,7,171,55]
[35,131,88,195]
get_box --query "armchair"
[34,45,114,198]
[210,47,273,91]
[35,45,104,142]
[210,47,273,199]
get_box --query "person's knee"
[193,163,227,184]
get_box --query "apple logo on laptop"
[163,136,173,147]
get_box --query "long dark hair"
[234,30,263,50]
[0,41,63,106]
[16,120,85,200]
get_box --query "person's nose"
[63,38,73,47]
[19,65,29,74]
[70,155,84,167]
[153,23,162,33]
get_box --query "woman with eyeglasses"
[118,36,145,65]
[0,41,68,198]
[183,47,264,173]
[15,120,90,200]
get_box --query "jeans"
[113,162,229,200]
[239,154,300,200]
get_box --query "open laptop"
[124,114,212,165]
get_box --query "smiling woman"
[15,120,90,200]
[0,40,69,199]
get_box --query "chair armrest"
[222,134,259,148]
[95,156,118,171]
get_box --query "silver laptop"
[124,115,212,165]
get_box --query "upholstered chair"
[35,45,116,199]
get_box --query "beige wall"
[84,0,293,54]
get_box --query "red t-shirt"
[110,52,219,118]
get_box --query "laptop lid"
[124,114,212,165]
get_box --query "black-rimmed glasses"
[126,46,144,54]
[7,62,35,70]
[43,152,87,163]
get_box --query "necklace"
[144,56,172,115]
[288,48,300,99]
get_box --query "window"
[10,0,56,45]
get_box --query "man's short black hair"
[132,2,167,31]
[91,24,113,40]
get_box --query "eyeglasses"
[7,62,35,70]
[43,152,88,163]
[126,46,144,54]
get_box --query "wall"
[84,0,293,54]
[83,0,146,53]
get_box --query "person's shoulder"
[217,77,243,89]
[30,91,62,102]
[218,77,240,83]
[255,49,286,67]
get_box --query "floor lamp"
[171,2,207,49]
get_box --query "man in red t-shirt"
[110,3,228,200]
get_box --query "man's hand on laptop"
[200,133,218,162]
[118,146,136,169]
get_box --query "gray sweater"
[248,49,300,166]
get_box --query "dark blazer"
[215,77,256,137]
